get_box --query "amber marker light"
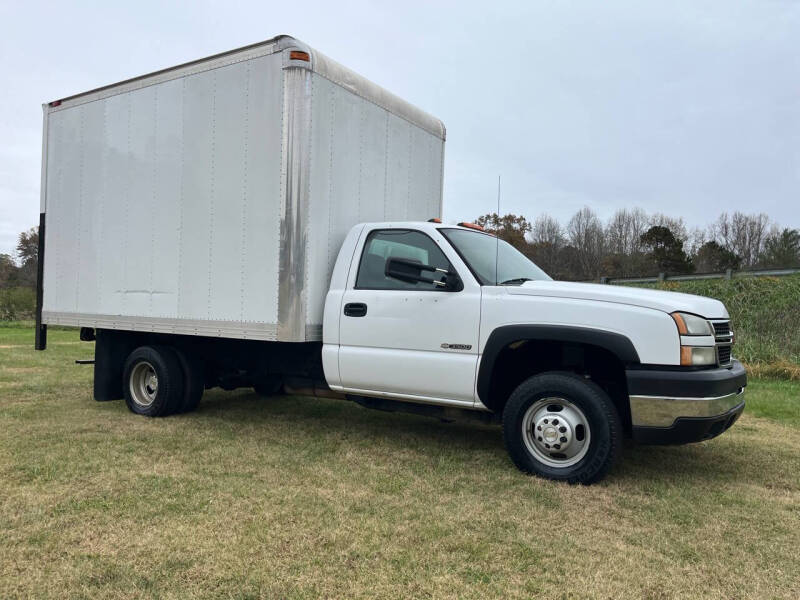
[680,346,693,366]
[457,222,484,231]
[289,51,310,61]
[671,312,688,335]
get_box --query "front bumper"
[627,360,747,444]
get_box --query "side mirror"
[444,271,463,291]
[385,258,461,291]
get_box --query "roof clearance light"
[49,100,62,107]
[428,218,442,223]
[289,50,310,61]
[457,222,484,231]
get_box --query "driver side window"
[356,229,451,290]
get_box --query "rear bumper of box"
[627,360,747,444]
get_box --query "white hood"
[506,280,728,319]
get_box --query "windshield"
[441,228,551,285]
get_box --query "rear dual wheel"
[502,372,622,484]
[123,345,204,417]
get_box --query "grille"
[717,345,732,366]
[709,320,733,366]
[713,321,731,339]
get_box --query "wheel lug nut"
[544,419,549,424]
[552,419,559,425]
[538,436,543,442]
[554,444,561,450]
[544,443,550,449]
[559,426,566,433]
[537,425,542,431]
[560,436,567,443]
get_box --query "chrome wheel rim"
[522,397,591,468]
[130,361,158,408]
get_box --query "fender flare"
[476,324,640,407]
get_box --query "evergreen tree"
[640,226,694,274]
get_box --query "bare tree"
[528,214,565,275]
[531,214,564,247]
[710,212,770,268]
[686,226,707,258]
[606,208,649,255]
[649,213,688,243]
[567,207,605,278]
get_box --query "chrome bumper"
[630,387,746,428]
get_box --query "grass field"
[1,324,799,599]
[627,274,800,378]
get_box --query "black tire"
[122,346,185,417]
[502,372,622,484]
[174,348,205,413]
[253,375,283,397]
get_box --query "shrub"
[0,286,36,321]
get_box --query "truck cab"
[322,221,746,483]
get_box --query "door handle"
[343,302,368,317]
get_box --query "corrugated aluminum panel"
[303,72,445,328]
[42,53,284,329]
[150,79,183,318]
[242,57,285,323]
[385,113,412,222]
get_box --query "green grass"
[742,378,800,427]
[1,325,799,599]
[625,274,800,376]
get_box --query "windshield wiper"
[499,277,532,285]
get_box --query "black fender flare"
[476,324,641,408]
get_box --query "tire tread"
[122,345,185,417]
[502,371,622,484]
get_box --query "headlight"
[671,312,713,336]
[680,346,716,366]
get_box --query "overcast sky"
[1,0,798,256]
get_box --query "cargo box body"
[39,35,445,342]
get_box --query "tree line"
[0,228,38,319]
[2,210,799,297]
[475,208,800,281]
[0,227,38,289]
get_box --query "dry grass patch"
[1,325,799,599]
[745,360,800,381]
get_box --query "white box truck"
[37,35,746,483]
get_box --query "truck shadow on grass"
[182,389,784,489]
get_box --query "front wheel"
[502,372,622,484]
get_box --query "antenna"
[495,175,501,286]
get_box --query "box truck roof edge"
[43,35,445,139]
